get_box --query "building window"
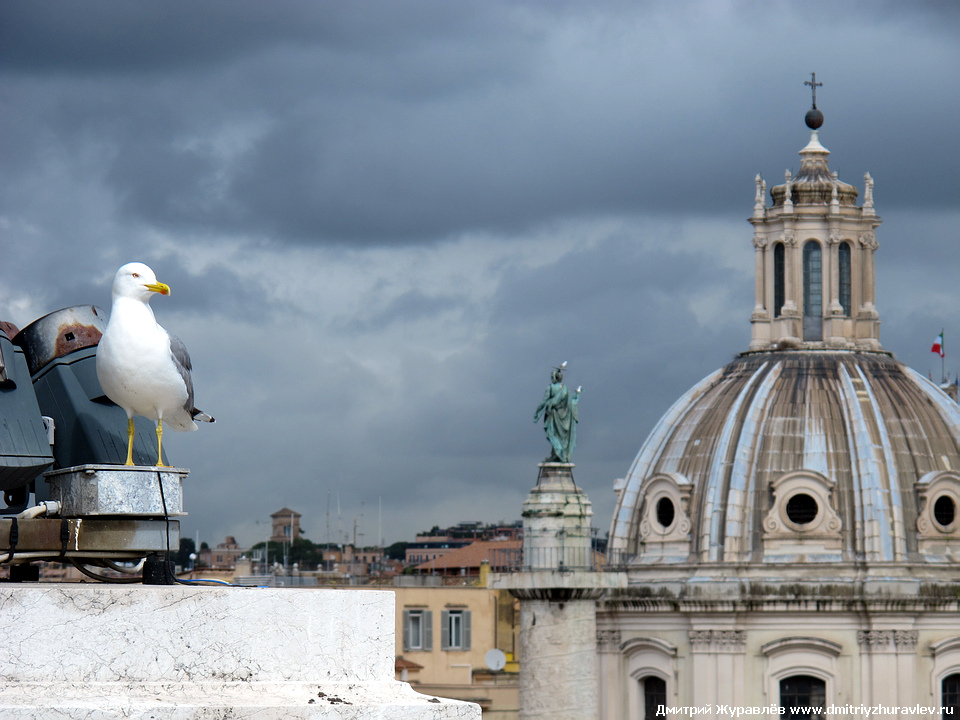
[774,243,785,318]
[785,493,819,526]
[441,609,471,651]
[402,609,432,652]
[780,675,826,719]
[655,497,675,529]
[838,241,851,316]
[803,241,822,341]
[944,674,960,718]
[640,676,667,719]
[935,496,957,528]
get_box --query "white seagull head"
[113,262,170,303]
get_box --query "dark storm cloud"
[0,1,502,75]
[4,0,956,252]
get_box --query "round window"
[934,495,956,528]
[785,493,818,526]
[655,497,675,529]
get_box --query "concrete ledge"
[0,585,479,719]
[0,682,477,718]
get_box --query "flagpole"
[942,328,946,384]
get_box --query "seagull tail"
[192,409,216,424]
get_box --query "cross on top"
[804,72,823,109]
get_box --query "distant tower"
[270,507,302,543]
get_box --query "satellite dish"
[485,648,507,672]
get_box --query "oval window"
[934,495,956,528]
[655,497,675,529]
[785,493,818,525]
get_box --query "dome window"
[934,495,957,528]
[656,497,675,529]
[785,493,819,526]
[915,472,960,544]
[636,473,692,561]
[763,470,842,555]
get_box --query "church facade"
[597,108,960,717]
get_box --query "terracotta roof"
[415,539,520,571]
[395,656,424,671]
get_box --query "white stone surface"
[0,585,479,719]
[519,599,598,720]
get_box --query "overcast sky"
[2,0,958,551]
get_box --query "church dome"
[609,111,960,578]
[608,350,960,567]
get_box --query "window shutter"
[463,611,472,651]
[423,610,433,650]
[402,610,410,652]
[440,610,450,650]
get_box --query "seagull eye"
[132,273,140,278]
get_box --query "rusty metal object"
[13,305,107,376]
[0,321,17,384]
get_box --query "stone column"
[523,463,593,570]
[859,232,879,313]
[689,630,746,709]
[516,591,602,720]
[751,235,767,316]
[781,231,798,315]
[827,231,843,315]
[750,234,771,350]
[489,463,626,720]
[858,629,918,708]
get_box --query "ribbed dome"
[770,131,859,207]
[609,350,960,567]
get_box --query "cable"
[70,558,142,583]
[155,467,177,584]
[0,518,18,566]
[175,577,264,587]
[101,558,146,575]
[152,470,265,588]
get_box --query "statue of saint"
[533,364,581,463]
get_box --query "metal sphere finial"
[803,73,824,129]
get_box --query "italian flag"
[932,332,945,358]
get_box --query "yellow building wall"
[392,585,519,717]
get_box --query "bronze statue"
[533,363,580,463]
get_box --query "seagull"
[96,262,214,466]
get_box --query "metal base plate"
[45,464,188,517]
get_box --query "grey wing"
[168,334,196,414]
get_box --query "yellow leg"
[125,418,135,466]
[155,420,167,467]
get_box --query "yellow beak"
[144,282,171,296]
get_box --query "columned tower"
[748,101,881,351]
